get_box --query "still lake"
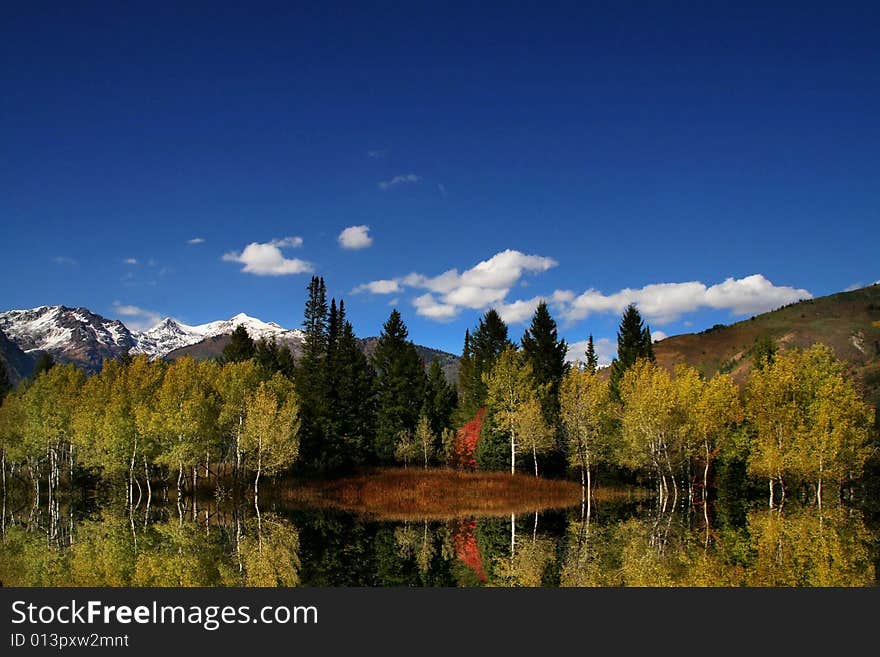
[1,479,877,587]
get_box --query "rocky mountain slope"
[0,306,136,372]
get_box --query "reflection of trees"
[745,507,873,586]
[560,518,613,587]
[492,535,555,586]
[557,505,874,587]
[0,504,301,587]
[223,514,300,586]
[394,520,435,577]
[0,497,874,588]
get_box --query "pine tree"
[424,358,457,437]
[457,309,512,423]
[455,329,475,423]
[521,301,568,424]
[609,304,654,397]
[255,337,295,378]
[296,276,330,470]
[521,301,569,472]
[223,325,256,363]
[584,335,599,374]
[325,301,376,470]
[373,310,426,464]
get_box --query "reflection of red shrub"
[454,407,485,470]
[453,519,486,582]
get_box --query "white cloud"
[187,237,206,245]
[111,301,163,331]
[354,249,558,321]
[651,330,668,342]
[338,225,373,250]
[352,279,401,295]
[559,274,811,325]
[124,258,138,265]
[496,297,545,324]
[378,173,421,190]
[51,256,77,266]
[566,338,615,368]
[222,237,312,276]
[412,294,459,321]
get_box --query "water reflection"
[0,494,875,587]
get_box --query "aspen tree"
[560,368,614,512]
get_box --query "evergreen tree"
[32,352,55,378]
[223,325,256,363]
[455,329,475,422]
[255,337,295,379]
[296,276,330,470]
[584,335,599,374]
[424,358,457,438]
[373,310,426,464]
[325,301,376,470]
[457,309,512,423]
[521,301,569,426]
[609,304,655,397]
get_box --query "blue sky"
[2,2,878,360]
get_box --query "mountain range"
[0,305,458,384]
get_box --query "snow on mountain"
[0,305,136,370]
[130,312,305,359]
[0,306,135,353]
[0,306,306,368]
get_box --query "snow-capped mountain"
[0,306,306,371]
[0,306,136,370]
[131,313,305,359]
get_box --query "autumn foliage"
[454,407,485,470]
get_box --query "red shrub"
[454,407,485,470]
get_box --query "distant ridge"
[653,283,880,410]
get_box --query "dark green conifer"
[325,302,376,469]
[424,358,457,437]
[223,325,256,363]
[521,301,568,425]
[456,309,512,422]
[296,276,331,470]
[609,303,655,397]
[584,334,599,374]
[373,309,426,463]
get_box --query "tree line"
[0,277,875,509]
[466,302,874,509]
